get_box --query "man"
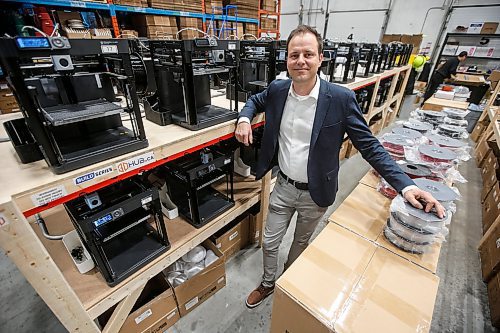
[235,25,444,309]
[421,51,468,105]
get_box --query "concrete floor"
[0,96,497,333]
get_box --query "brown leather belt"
[279,171,308,190]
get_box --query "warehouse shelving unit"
[5,0,258,37]
[0,25,410,329]
[258,1,281,39]
[436,33,500,76]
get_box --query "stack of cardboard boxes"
[147,0,175,10]
[114,0,148,7]
[261,0,276,12]
[133,15,178,39]
[227,0,259,19]
[178,17,204,39]
[0,81,19,114]
[473,97,500,327]
[244,23,258,38]
[174,0,203,13]
[205,0,223,14]
[381,33,423,54]
[260,16,277,30]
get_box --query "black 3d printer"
[0,37,148,174]
[160,143,235,228]
[323,41,360,83]
[229,39,278,102]
[64,177,170,286]
[147,38,240,130]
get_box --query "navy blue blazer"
[239,78,415,207]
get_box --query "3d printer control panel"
[15,36,71,50]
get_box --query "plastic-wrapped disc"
[392,127,423,140]
[181,245,207,263]
[399,163,432,178]
[438,124,466,138]
[383,134,412,146]
[420,110,445,119]
[403,121,433,133]
[419,144,457,162]
[383,225,430,254]
[427,134,466,149]
[402,200,447,223]
[413,178,459,202]
[442,108,468,119]
[388,215,435,244]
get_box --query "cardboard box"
[481,22,499,34]
[487,271,500,328]
[210,214,250,260]
[148,0,176,10]
[270,223,440,333]
[422,96,469,111]
[346,139,358,157]
[483,182,500,233]
[481,150,500,195]
[476,131,493,167]
[171,240,226,317]
[480,215,500,282]
[471,120,489,142]
[381,34,401,44]
[98,274,180,333]
[454,73,486,86]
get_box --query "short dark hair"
[458,51,468,57]
[286,25,323,55]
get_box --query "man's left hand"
[403,188,445,218]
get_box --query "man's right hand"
[235,122,253,146]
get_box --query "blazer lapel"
[310,79,332,149]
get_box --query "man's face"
[459,56,467,62]
[287,32,323,84]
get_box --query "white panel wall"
[279,0,500,60]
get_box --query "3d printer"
[229,40,278,102]
[323,41,360,83]
[148,39,240,130]
[0,37,148,174]
[64,177,170,286]
[356,43,376,77]
[160,143,235,228]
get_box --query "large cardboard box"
[381,34,401,44]
[476,131,493,167]
[481,22,499,34]
[99,274,180,333]
[422,96,469,111]
[270,223,440,333]
[487,271,500,328]
[481,150,500,199]
[483,182,500,233]
[489,70,500,89]
[454,73,486,86]
[471,120,489,142]
[210,214,250,260]
[171,240,226,317]
[480,215,500,282]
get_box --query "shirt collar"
[288,75,320,101]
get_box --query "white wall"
[279,0,500,57]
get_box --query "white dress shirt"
[238,76,417,195]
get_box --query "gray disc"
[383,134,412,146]
[413,178,459,202]
[403,121,433,133]
[403,201,447,222]
[392,127,423,139]
[419,144,457,161]
[400,163,432,177]
[427,134,466,148]
[421,110,445,119]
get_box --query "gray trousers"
[262,173,328,287]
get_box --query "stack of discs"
[403,121,433,134]
[438,124,467,139]
[377,178,398,199]
[413,178,459,210]
[164,245,218,287]
[384,196,449,254]
[427,134,466,150]
[419,110,445,126]
[399,163,433,179]
[419,144,457,163]
[381,134,413,160]
[392,127,423,140]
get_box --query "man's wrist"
[238,117,251,124]
[402,185,419,196]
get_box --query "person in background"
[234,25,445,309]
[421,51,468,105]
